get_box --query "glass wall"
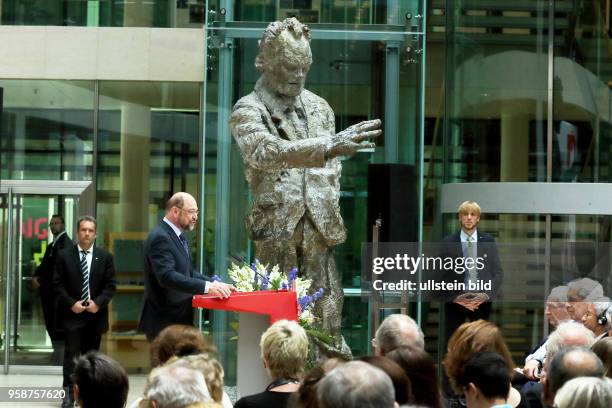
[0,0,206,28]
[0,80,95,181]
[203,0,426,368]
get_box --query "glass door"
[1,180,91,373]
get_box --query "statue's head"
[256,18,312,97]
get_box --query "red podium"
[192,290,298,323]
[192,290,299,397]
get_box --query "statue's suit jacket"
[229,79,346,246]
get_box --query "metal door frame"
[1,180,92,374]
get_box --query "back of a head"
[260,319,308,379]
[150,325,215,367]
[568,278,603,302]
[592,337,612,378]
[458,351,511,401]
[548,347,604,397]
[386,345,442,408]
[553,377,612,408]
[546,321,596,362]
[317,361,395,408]
[375,314,425,354]
[444,320,514,395]
[289,358,346,408]
[166,354,225,403]
[360,356,412,405]
[145,365,210,408]
[73,351,129,408]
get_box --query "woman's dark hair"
[288,358,345,408]
[360,356,412,405]
[149,324,216,367]
[591,337,612,378]
[387,345,443,408]
[72,351,129,408]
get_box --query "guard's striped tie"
[80,250,90,303]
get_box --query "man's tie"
[179,234,190,258]
[466,236,478,284]
[80,250,90,303]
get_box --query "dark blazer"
[438,230,503,301]
[35,232,71,289]
[138,221,210,338]
[53,244,117,334]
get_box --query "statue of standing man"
[229,18,382,358]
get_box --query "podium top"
[192,290,298,324]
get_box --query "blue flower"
[299,295,313,310]
[253,272,259,285]
[288,267,298,282]
[212,275,221,282]
[281,282,288,290]
[261,275,270,290]
[250,262,257,271]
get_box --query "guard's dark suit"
[138,221,210,341]
[34,232,71,341]
[54,244,116,387]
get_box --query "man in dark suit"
[54,215,116,408]
[440,201,503,343]
[32,214,71,363]
[138,192,234,342]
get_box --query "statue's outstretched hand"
[325,119,382,159]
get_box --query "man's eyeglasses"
[177,207,199,216]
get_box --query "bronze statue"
[229,18,381,358]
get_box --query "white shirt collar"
[460,229,478,242]
[77,244,93,253]
[163,217,183,238]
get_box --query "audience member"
[542,347,604,405]
[72,351,128,408]
[544,321,596,363]
[458,351,514,408]
[387,345,443,408]
[592,337,612,378]
[566,278,603,321]
[317,361,397,408]
[553,377,612,408]
[166,354,232,408]
[444,320,514,396]
[360,356,412,405]
[523,286,571,380]
[142,365,217,408]
[288,358,345,408]
[149,324,216,367]
[374,314,425,356]
[581,298,611,339]
[235,320,308,408]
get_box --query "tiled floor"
[0,374,147,407]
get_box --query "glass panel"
[0,0,207,28]
[204,0,426,369]
[9,194,78,366]
[0,0,88,26]
[96,81,201,373]
[0,193,7,368]
[428,1,551,369]
[0,80,95,181]
[553,1,612,183]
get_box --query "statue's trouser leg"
[253,217,346,349]
[300,218,344,344]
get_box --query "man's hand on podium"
[208,281,235,298]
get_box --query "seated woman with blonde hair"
[235,319,309,408]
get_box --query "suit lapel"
[161,222,188,258]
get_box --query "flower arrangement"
[219,259,325,328]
